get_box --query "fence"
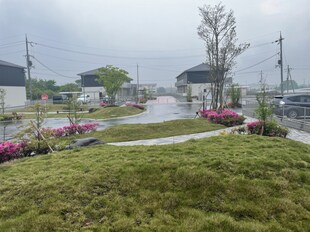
[242,100,310,133]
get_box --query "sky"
[0,0,309,88]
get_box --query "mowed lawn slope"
[0,135,309,231]
[62,119,225,143]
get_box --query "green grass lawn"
[0,135,309,231]
[19,106,145,120]
[61,118,225,144]
[8,104,89,113]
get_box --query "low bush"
[200,109,245,127]
[125,103,145,110]
[0,112,23,121]
[42,122,99,138]
[0,141,27,163]
[233,121,289,138]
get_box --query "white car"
[77,94,91,104]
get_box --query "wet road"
[0,102,202,140]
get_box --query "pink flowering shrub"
[0,141,27,163]
[126,103,145,110]
[200,109,245,127]
[51,122,99,137]
[246,121,288,138]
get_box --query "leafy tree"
[66,98,82,125]
[198,3,249,109]
[157,87,166,94]
[186,84,192,102]
[59,83,80,92]
[0,88,6,115]
[26,79,60,100]
[255,82,273,135]
[279,80,298,91]
[227,83,241,108]
[96,65,132,104]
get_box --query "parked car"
[77,94,91,104]
[271,94,310,119]
[52,95,68,104]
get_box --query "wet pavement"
[0,102,202,140]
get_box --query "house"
[77,68,135,101]
[0,60,26,107]
[175,63,212,100]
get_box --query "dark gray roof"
[176,63,210,79]
[0,60,25,69]
[78,68,102,76]
[185,63,210,72]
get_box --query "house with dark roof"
[175,63,212,99]
[77,68,135,101]
[0,60,26,107]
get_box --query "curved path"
[109,117,310,146]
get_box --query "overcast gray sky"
[0,0,309,87]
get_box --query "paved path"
[109,117,310,146]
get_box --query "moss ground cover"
[61,119,225,143]
[0,135,309,231]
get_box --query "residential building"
[77,68,135,101]
[175,63,212,100]
[0,60,26,107]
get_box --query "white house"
[0,60,26,107]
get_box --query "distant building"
[77,68,135,101]
[175,63,212,100]
[0,60,26,107]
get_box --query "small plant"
[0,141,27,163]
[247,120,288,138]
[0,88,6,115]
[186,83,192,102]
[66,98,82,125]
[227,84,241,108]
[126,103,145,110]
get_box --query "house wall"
[2,86,26,107]
[187,71,210,83]
[82,86,105,100]
[0,66,25,86]
[0,65,26,107]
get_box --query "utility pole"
[286,65,295,93]
[25,34,32,101]
[275,32,284,96]
[136,64,140,103]
[260,70,263,83]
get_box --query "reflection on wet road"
[1,103,202,140]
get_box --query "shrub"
[200,109,245,127]
[247,121,288,138]
[0,141,27,163]
[125,103,145,110]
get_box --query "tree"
[198,3,249,109]
[59,83,80,92]
[186,83,192,102]
[255,82,273,135]
[26,79,60,100]
[0,88,6,115]
[227,83,241,108]
[96,65,132,104]
[157,87,166,94]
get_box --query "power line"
[35,42,205,60]
[234,53,279,73]
[32,56,78,79]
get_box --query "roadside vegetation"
[60,119,225,144]
[0,135,309,231]
[7,105,145,120]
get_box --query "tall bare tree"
[198,3,249,109]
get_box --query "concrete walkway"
[109,117,310,146]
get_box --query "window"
[287,96,300,102]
